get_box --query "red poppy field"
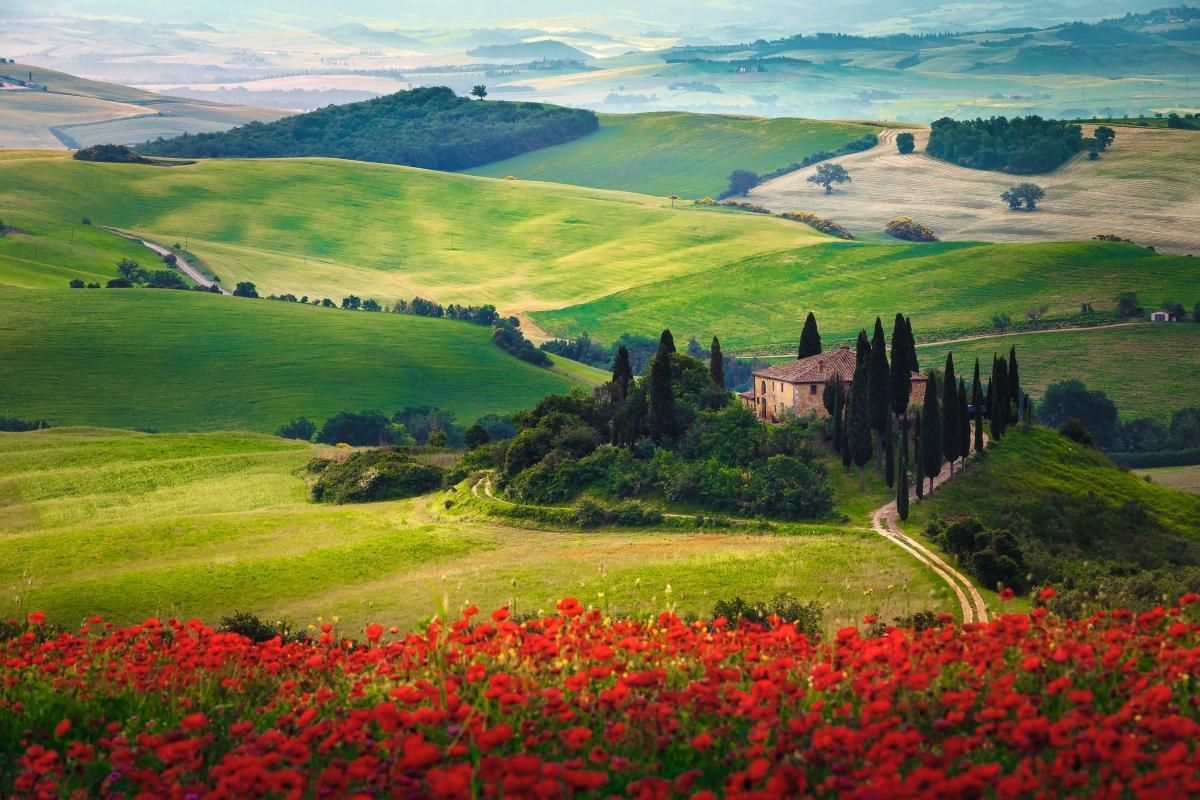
[4,591,1200,799]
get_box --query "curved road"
[104,227,228,294]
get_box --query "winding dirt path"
[870,458,989,624]
[103,227,228,294]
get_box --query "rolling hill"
[0,287,595,433]
[141,87,600,171]
[530,239,1199,349]
[750,125,1200,254]
[0,63,286,149]
[467,111,881,197]
[0,151,824,309]
[0,427,947,631]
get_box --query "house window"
[810,384,818,395]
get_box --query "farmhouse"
[741,345,927,422]
[1150,309,1177,323]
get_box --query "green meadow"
[531,240,1199,350]
[468,112,878,198]
[0,287,594,432]
[0,428,950,632]
[0,151,822,307]
[915,323,1200,420]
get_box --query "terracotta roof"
[752,345,927,384]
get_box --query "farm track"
[101,228,227,294]
[751,126,1200,254]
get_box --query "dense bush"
[711,594,823,638]
[927,516,1029,593]
[72,144,152,164]
[314,410,393,446]
[927,116,1084,173]
[216,612,304,643]
[274,418,316,441]
[492,325,551,367]
[884,216,939,242]
[310,449,444,504]
[142,87,599,171]
[540,332,611,368]
[779,210,853,239]
[1038,379,1118,449]
[571,498,664,529]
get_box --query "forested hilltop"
[926,115,1086,173]
[141,87,599,171]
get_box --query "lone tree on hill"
[846,364,874,490]
[896,132,916,154]
[611,345,632,405]
[470,85,488,100]
[798,312,821,358]
[921,371,941,495]
[709,336,725,389]
[889,313,913,421]
[1094,126,1116,150]
[807,162,851,194]
[725,169,759,197]
[941,353,960,475]
[1001,182,1045,211]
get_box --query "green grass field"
[0,287,593,432]
[0,427,951,633]
[916,323,1200,420]
[467,112,878,198]
[531,240,1199,350]
[0,152,824,308]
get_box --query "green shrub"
[779,211,853,240]
[711,594,822,638]
[311,449,443,504]
[885,217,939,242]
[217,611,305,643]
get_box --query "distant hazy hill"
[141,87,599,171]
[467,40,591,61]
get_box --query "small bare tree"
[1025,304,1049,328]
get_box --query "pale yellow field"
[751,126,1200,254]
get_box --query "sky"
[13,0,1172,34]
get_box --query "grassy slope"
[909,427,1200,565]
[0,287,589,432]
[532,239,1199,350]
[467,112,877,198]
[916,324,1200,420]
[0,428,950,633]
[0,152,823,309]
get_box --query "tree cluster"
[884,217,939,241]
[141,87,599,171]
[72,144,152,164]
[927,116,1085,173]
[1000,182,1046,210]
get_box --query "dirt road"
[104,228,228,294]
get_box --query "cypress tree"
[855,329,871,366]
[827,378,845,450]
[709,336,725,389]
[798,312,822,359]
[988,356,1001,440]
[897,418,910,520]
[991,355,1009,439]
[971,359,984,453]
[611,345,632,405]
[921,371,941,495]
[841,398,852,472]
[914,414,925,500]
[958,379,970,470]
[884,413,895,489]
[904,316,920,373]
[867,317,890,469]
[846,364,873,490]
[1008,345,1021,422]
[648,350,674,443]
[941,354,960,475]
[658,329,676,356]
[889,313,912,419]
